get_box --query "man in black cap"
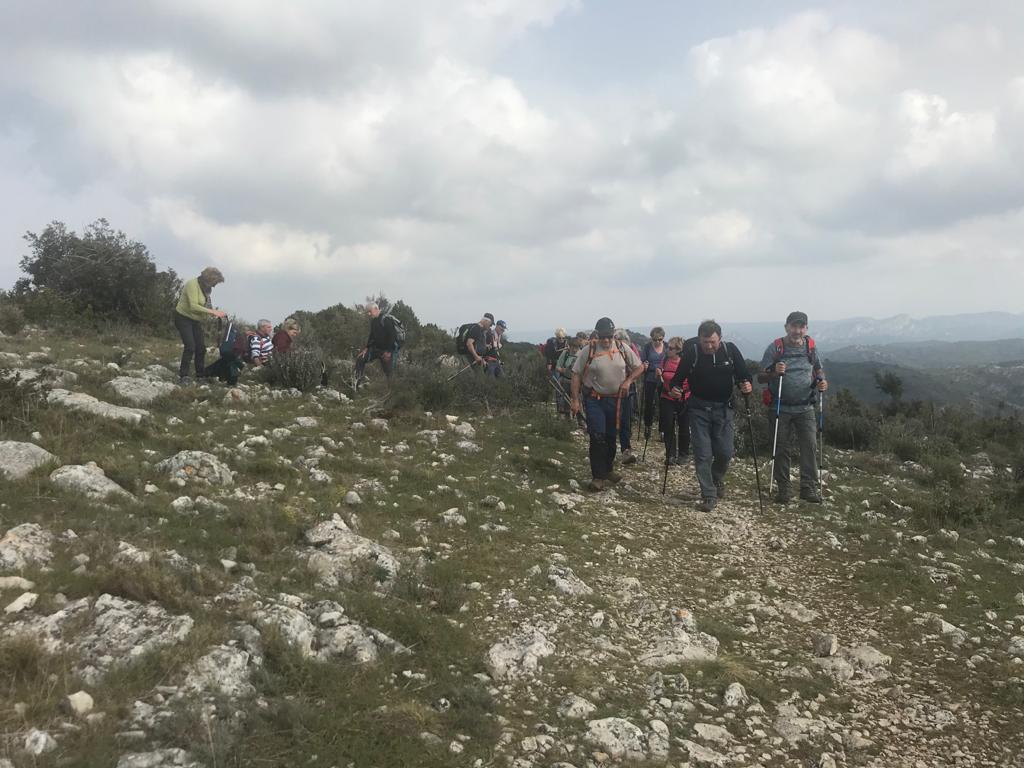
[570,317,644,491]
[668,320,753,511]
[758,311,828,503]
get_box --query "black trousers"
[659,398,690,458]
[642,380,661,428]
[173,311,205,378]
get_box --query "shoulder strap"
[772,337,785,360]
[806,336,816,364]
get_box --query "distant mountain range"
[518,311,1024,354]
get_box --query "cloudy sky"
[2,1,1023,335]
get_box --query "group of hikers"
[172,267,404,388]
[172,266,826,512]
[545,312,827,511]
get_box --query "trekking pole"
[548,378,588,428]
[768,372,784,494]
[661,450,670,495]
[445,361,476,383]
[742,393,766,515]
[642,431,650,463]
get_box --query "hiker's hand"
[738,380,753,394]
[670,386,683,398]
[655,368,663,379]
[773,362,786,375]
[212,309,226,319]
[817,378,828,392]
[570,398,580,416]
[382,352,392,362]
[618,384,630,398]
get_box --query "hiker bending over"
[658,336,690,465]
[173,267,226,384]
[204,318,272,386]
[273,318,301,354]
[641,327,667,442]
[356,302,399,384]
[668,320,752,512]
[758,311,828,504]
[483,320,507,377]
[455,313,495,368]
[570,317,644,492]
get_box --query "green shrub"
[262,347,325,392]
[0,299,24,335]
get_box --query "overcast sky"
[2,1,1023,334]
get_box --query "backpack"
[762,336,818,406]
[455,323,476,355]
[231,330,258,362]
[383,312,406,347]
[579,339,635,386]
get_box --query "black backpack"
[455,323,476,354]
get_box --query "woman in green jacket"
[174,267,226,383]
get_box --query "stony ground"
[0,329,1023,767]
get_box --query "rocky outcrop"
[48,388,150,424]
[50,462,134,501]
[0,523,54,571]
[304,515,400,588]
[0,441,57,480]
[107,376,176,405]
[156,451,234,487]
[484,626,554,680]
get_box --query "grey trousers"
[688,398,734,500]
[772,408,819,492]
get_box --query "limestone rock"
[723,681,748,707]
[547,565,594,597]
[774,702,827,744]
[484,626,554,680]
[584,717,646,762]
[107,376,176,405]
[450,421,476,439]
[0,523,54,571]
[4,591,38,614]
[815,656,855,683]
[1008,636,1024,657]
[24,729,57,755]
[116,749,203,768]
[156,451,234,486]
[48,388,150,424]
[65,690,94,717]
[50,462,134,501]
[293,416,318,428]
[317,623,411,663]
[5,593,193,683]
[841,644,892,671]
[184,645,256,698]
[694,723,733,744]
[812,632,839,657]
[638,625,719,667]
[777,600,819,623]
[558,694,597,720]
[679,739,728,767]
[0,576,35,591]
[253,602,317,657]
[0,441,57,480]
[305,515,400,588]
[440,509,467,526]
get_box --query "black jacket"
[668,337,751,403]
[366,316,398,350]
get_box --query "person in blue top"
[640,327,667,441]
[758,311,829,504]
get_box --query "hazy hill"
[824,339,1024,369]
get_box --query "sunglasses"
[668,346,682,351]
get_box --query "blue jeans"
[584,395,620,479]
[687,397,735,500]
[619,390,636,451]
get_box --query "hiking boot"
[698,497,717,513]
[714,481,726,500]
[607,471,623,484]
[621,450,637,465]
[800,489,823,504]
[671,456,684,466]
[587,479,607,492]
[643,426,652,441]
[178,376,193,386]
[773,487,792,504]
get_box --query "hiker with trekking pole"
[640,327,668,456]
[570,317,644,492]
[554,334,585,421]
[657,336,690,494]
[758,311,828,504]
[667,320,753,512]
[614,328,642,465]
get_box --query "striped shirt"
[249,333,273,364]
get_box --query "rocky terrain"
[1,329,1023,767]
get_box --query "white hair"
[613,328,629,342]
[258,318,272,327]
[367,302,379,312]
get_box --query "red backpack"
[232,330,258,362]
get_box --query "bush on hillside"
[262,347,326,392]
[0,294,25,336]
[13,219,181,330]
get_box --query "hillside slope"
[0,329,1022,767]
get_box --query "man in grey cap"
[759,311,829,503]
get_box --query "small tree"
[874,370,904,401]
[14,219,181,329]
